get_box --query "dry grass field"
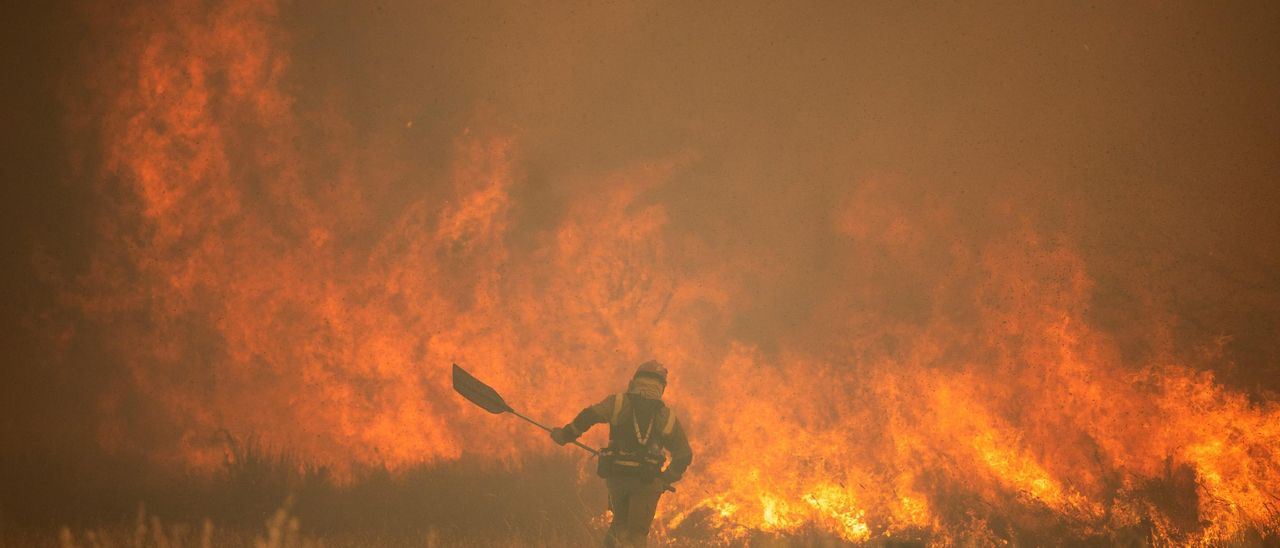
[0,436,863,547]
[6,436,1278,547]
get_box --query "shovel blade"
[452,364,513,415]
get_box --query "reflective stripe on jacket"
[567,393,693,481]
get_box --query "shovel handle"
[510,410,600,456]
[510,409,670,491]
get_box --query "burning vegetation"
[5,0,1280,545]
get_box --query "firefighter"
[551,360,693,547]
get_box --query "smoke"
[4,0,1280,542]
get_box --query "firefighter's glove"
[550,427,572,446]
[659,469,681,485]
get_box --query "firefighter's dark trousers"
[603,477,665,548]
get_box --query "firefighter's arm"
[551,395,615,445]
[661,418,693,483]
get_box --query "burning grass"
[3,440,861,547]
[23,0,1279,545]
[5,432,1277,546]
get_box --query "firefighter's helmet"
[633,360,668,385]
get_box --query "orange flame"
[62,0,1280,544]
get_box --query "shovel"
[451,363,599,456]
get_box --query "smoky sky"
[293,1,1280,384]
[285,1,1280,364]
[4,0,1280,464]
